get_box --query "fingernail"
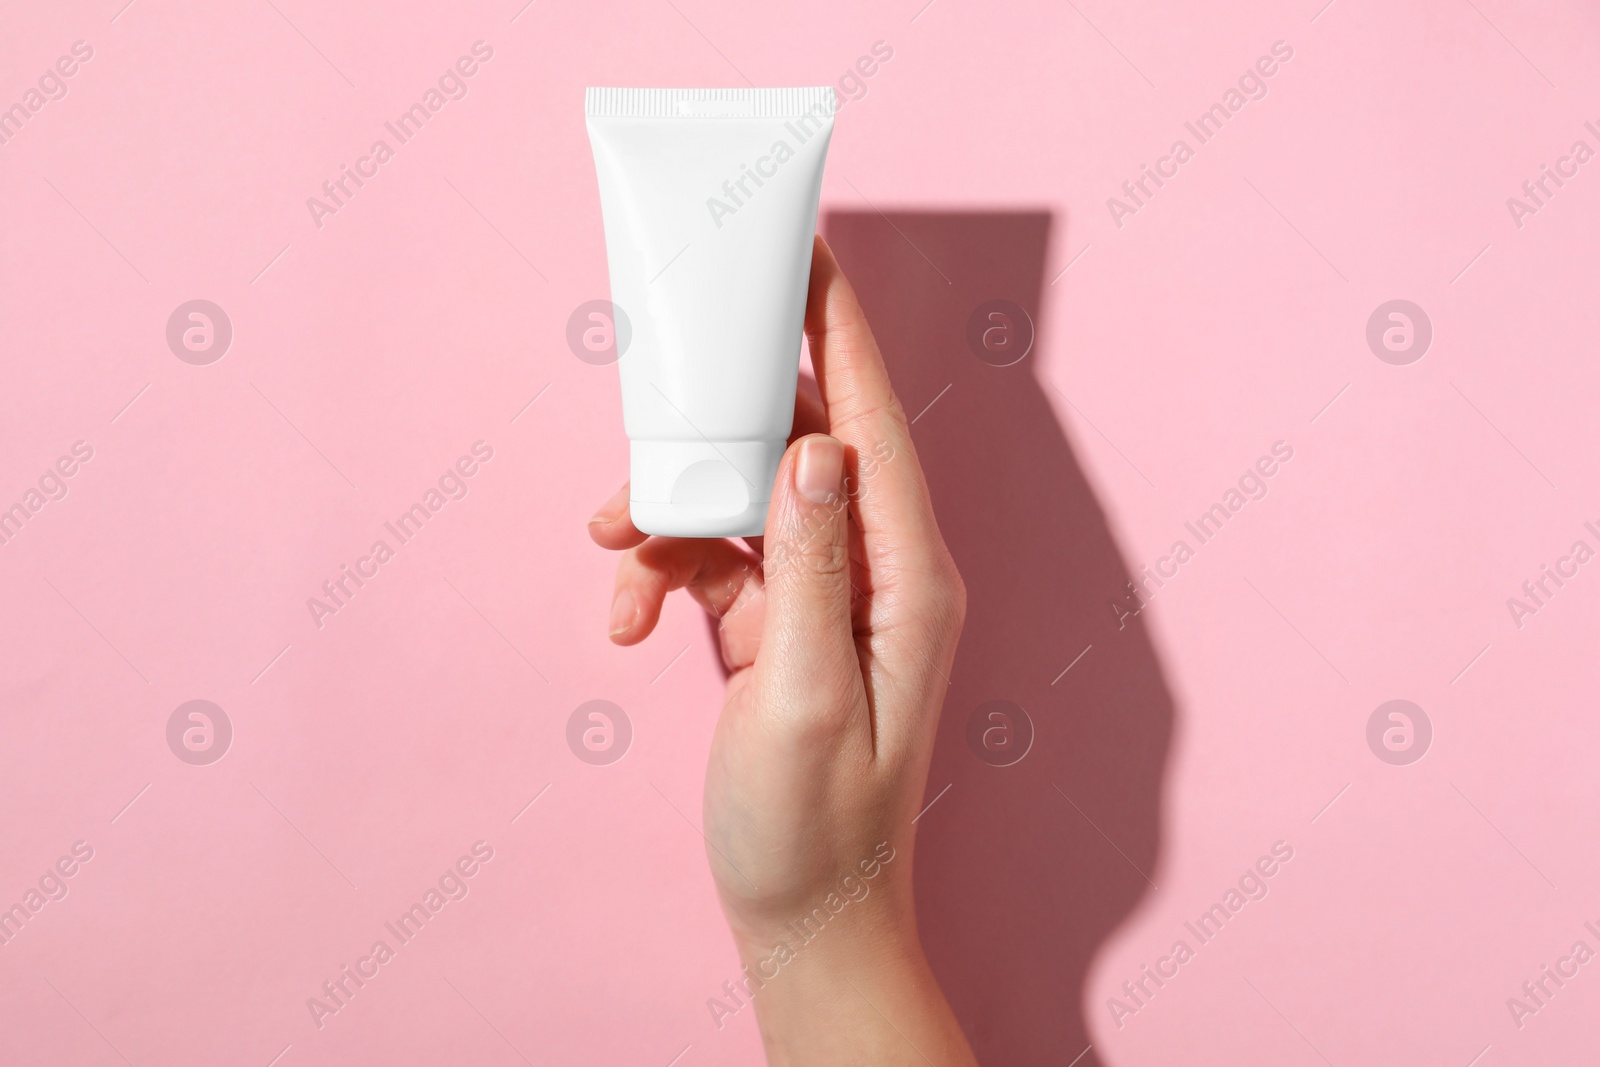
[609,588,637,637]
[588,513,610,526]
[796,436,844,505]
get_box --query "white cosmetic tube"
[585,87,836,537]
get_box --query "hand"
[590,236,978,1065]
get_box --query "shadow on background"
[822,210,1176,1065]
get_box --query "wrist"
[715,836,908,954]
[712,851,978,1066]
[725,883,924,982]
[720,902,975,1066]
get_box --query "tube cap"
[628,439,786,538]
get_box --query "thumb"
[758,434,858,699]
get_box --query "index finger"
[803,234,947,566]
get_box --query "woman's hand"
[589,236,978,1065]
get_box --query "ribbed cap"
[585,87,835,119]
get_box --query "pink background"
[3,0,1599,1063]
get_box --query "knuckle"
[768,503,851,585]
[910,558,967,635]
[785,530,850,582]
[834,394,910,439]
[934,575,967,633]
[946,567,969,626]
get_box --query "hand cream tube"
[585,87,835,537]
